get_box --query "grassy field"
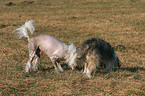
[0,0,145,95]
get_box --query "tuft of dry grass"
[0,0,145,95]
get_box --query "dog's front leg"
[56,62,63,72]
[83,62,88,73]
[50,57,60,74]
[71,66,74,70]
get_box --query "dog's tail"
[13,20,35,40]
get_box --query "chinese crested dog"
[77,38,120,78]
[13,20,77,73]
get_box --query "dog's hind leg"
[32,48,41,71]
[32,55,40,71]
[104,60,114,73]
[25,51,35,72]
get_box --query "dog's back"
[78,38,114,59]
[29,34,68,58]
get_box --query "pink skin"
[14,20,77,73]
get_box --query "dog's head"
[75,44,90,69]
[65,43,77,70]
[77,44,89,59]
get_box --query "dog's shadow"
[103,67,145,73]
[38,66,54,72]
[37,63,72,72]
[76,66,145,74]
[45,65,145,73]
[32,66,145,73]
[24,65,65,77]
[119,67,145,72]
[24,66,145,77]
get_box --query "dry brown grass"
[0,0,145,95]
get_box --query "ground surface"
[0,0,145,95]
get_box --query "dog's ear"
[82,44,89,52]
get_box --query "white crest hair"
[65,43,77,68]
[13,20,35,39]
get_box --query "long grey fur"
[76,38,120,78]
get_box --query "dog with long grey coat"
[13,20,77,73]
[76,38,120,78]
